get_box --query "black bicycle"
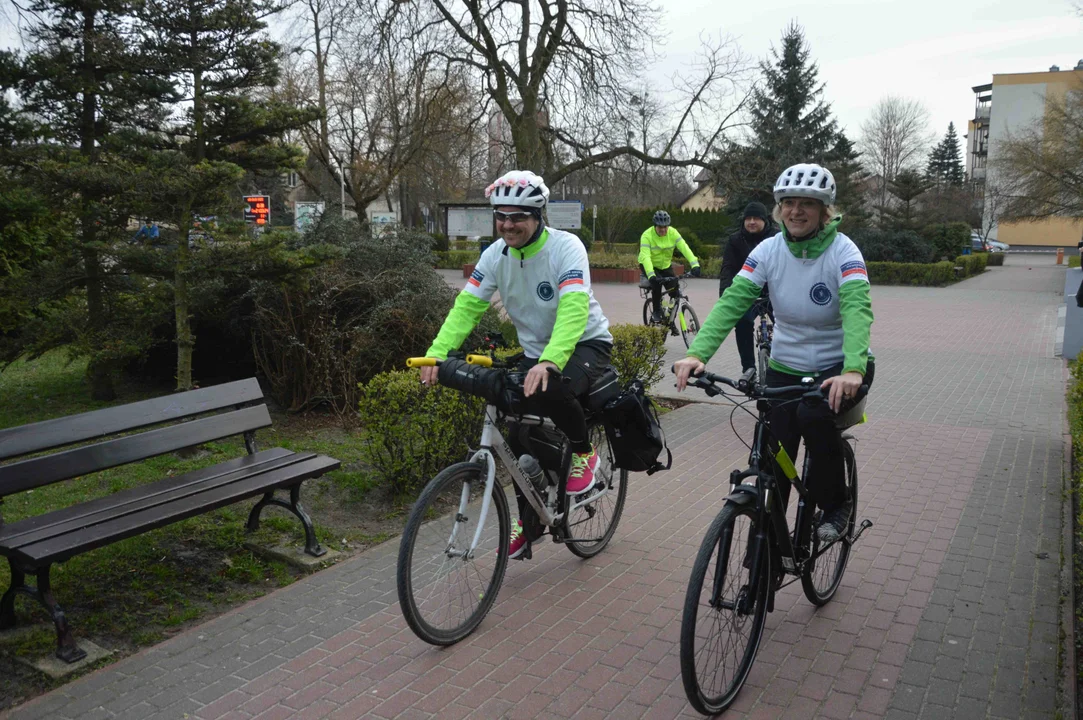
[678,369,872,715]
[640,274,701,348]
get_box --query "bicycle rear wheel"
[681,501,769,715]
[564,421,628,558]
[642,298,653,326]
[397,462,510,645]
[801,438,857,605]
[679,303,701,348]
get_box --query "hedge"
[1070,255,1080,269]
[866,261,955,286]
[985,252,1005,267]
[954,253,988,277]
[593,207,734,250]
[610,324,667,390]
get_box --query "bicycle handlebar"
[674,365,868,402]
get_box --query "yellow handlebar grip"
[465,354,493,367]
[406,357,437,368]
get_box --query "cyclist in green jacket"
[673,163,874,544]
[639,210,701,324]
[419,170,614,559]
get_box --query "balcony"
[974,106,990,120]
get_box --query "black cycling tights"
[766,359,875,513]
[517,340,611,454]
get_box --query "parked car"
[971,232,1008,253]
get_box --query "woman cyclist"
[673,163,874,543]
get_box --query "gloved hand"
[648,275,663,288]
[691,266,702,278]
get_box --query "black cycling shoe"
[817,499,853,544]
[650,310,664,325]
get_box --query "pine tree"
[5,0,177,398]
[883,168,932,231]
[137,0,315,390]
[830,132,871,231]
[926,122,965,191]
[715,22,842,211]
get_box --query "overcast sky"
[653,0,1083,145]
[2,0,1079,154]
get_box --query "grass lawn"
[0,352,402,710]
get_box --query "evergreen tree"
[4,0,177,398]
[715,22,842,211]
[830,132,871,231]
[926,122,965,191]
[137,0,316,390]
[883,168,932,231]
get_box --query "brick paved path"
[3,256,1069,719]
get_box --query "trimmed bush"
[1069,255,1079,268]
[921,222,971,260]
[851,229,935,264]
[609,323,667,390]
[954,253,988,277]
[434,250,479,269]
[358,370,485,497]
[588,253,640,269]
[866,261,955,286]
[985,253,1004,267]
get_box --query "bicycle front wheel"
[397,462,510,645]
[681,501,769,715]
[801,438,857,605]
[563,420,628,558]
[642,298,653,326]
[679,303,701,348]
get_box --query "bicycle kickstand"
[850,518,873,544]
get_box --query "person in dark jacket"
[718,201,775,374]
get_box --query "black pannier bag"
[602,379,671,475]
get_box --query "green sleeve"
[539,292,589,370]
[839,281,873,375]
[675,235,700,267]
[638,229,655,277]
[425,291,490,359]
[686,276,761,362]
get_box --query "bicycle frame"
[454,404,616,556]
[644,279,691,331]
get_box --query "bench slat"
[0,448,306,549]
[11,455,340,566]
[0,406,272,497]
[0,378,264,462]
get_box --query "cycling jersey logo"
[840,260,868,280]
[809,282,832,306]
[558,269,584,289]
[741,257,758,274]
[537,281,555,301]
[467,269,484,287]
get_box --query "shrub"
[954,253,988,277]
[609,323,667,390]
[866,261,955,286]
[357,370,485,497]
[851,229,935,264]
[986,253,1005,267]
[433,250,479,269]
[430,232,449,252]
[921,222,971,260]
[588,253,640,269]
[701,258,722,279]
[1070,255,1080,268]
[571,226,593,252]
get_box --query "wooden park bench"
[0,378,340,663]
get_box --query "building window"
[285,172,300,188]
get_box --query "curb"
[1063,419,1078,719]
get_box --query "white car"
[971,233,1008,253]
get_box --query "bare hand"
[821,371,863,413]
[524,361,558,397]
[419,365,439,386]
[673,356,706,392]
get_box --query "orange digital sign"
[243,195,270,225]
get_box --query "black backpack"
[603,379,671,475]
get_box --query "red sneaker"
[508,520,528,559]
[566,446,600,495]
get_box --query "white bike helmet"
[485,170,549,208]
[773,163,836,205]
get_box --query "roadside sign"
[294,201,325,232]
[547,200,583,229]
[243,195,270,225]
[448,206,493,237]
[371,211,397,237]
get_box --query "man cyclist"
[673,163,874,544]
[419,170,613,559]
[639,210,701,324]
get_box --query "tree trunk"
[174,212,195,391]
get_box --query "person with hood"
[673,163,874,544]
[718,201,775,376]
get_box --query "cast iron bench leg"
[1,561,86,663]
[246,485,326,557]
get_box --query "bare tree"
[859,96,932,214]
[380,1,752,184]
[995,82,1083,219]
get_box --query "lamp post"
[338,159,346,219]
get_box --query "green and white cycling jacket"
[687,217,873,377]
[426,228,612,369]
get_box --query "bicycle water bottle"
[519,454,546,493]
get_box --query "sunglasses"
[494,210,535,224]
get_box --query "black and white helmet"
[773,163,836,205]
[653,210,671,226]
[485,170,549,208]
